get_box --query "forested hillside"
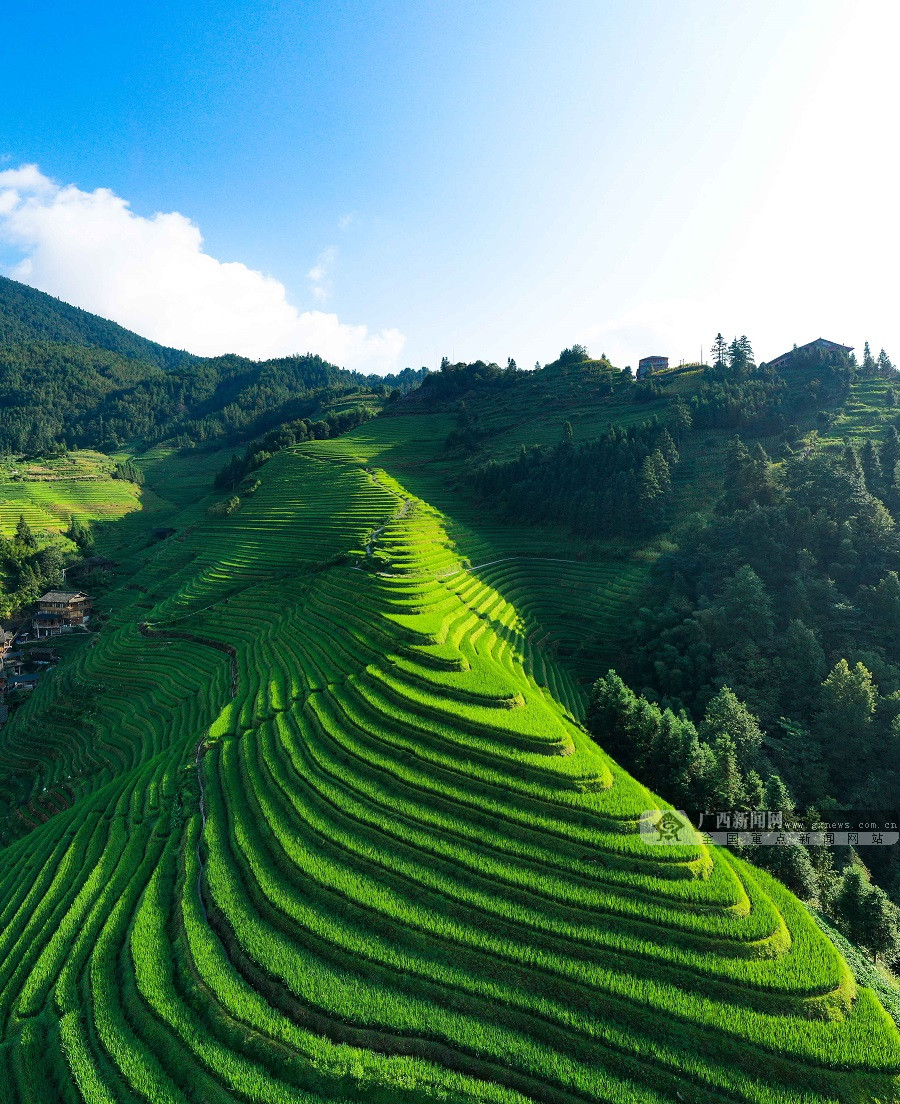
[0,275,196,370]
[0,277,424,455]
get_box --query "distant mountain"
[0,276,425,453]
[0,275,196,370]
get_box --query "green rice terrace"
[0,452,144,539]
[1,409,899,1104]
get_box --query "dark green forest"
[470,418,681,537]
[586,339,900,956]
[0,277,425,455]
[0,514,71,619]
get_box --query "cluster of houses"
[0,590,93,722]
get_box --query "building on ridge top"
[766,338,853,371]
[637,355,668,380]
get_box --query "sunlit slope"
[0,450,898,1103]
[0,453,144,538]
[303,415,650,686]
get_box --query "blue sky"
[1,1,898,372]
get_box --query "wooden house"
[33,591,93,638]
[766,338,853,372]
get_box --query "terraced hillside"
[1,443,899,1104]
[307,415,652,682]
[0,453,144,538]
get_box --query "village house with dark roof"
[766,338,853,372]
[33,590,93,638]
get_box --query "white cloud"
[0,165,405,373]
[306,246,336,303]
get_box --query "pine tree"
[744,770,765,809]
[15,514,36,549]
[650,709,696,795]
[863,341,876,374]
[818,660,877,783]
[709,734,748,809]
[669,397,693,442]
[777,620,827,710]
[834,867,900,962]
[867,572,900,653]
[834,867,871,941]
[757,836,818,899]
[738,335,755,368]
[859,884,900,962]
[718,566,774,647]
[755,773,818,900]
[842,444,864,483]
[586,671,639,765]
[881,427,900,480]
[750,442,777,505]
[657,428,679,466]
[763,773,795,814]
[69,516,92,554]
[860,439,883,493]
[712,333,728,368]
[700,686,765,760]
[722,436,754,510]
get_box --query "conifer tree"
[763,773,795,813]
[860,439,883,492]
[709,734,747,809]
[777,621,827,711]
[834,867,900,962]
[700,686,765,760]
[15,514,36,548]
[818,659,877,779]
[669,397,693,442]
[881,427,900,479]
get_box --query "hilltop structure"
[767,337,853,371]
[637,354,668,379]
